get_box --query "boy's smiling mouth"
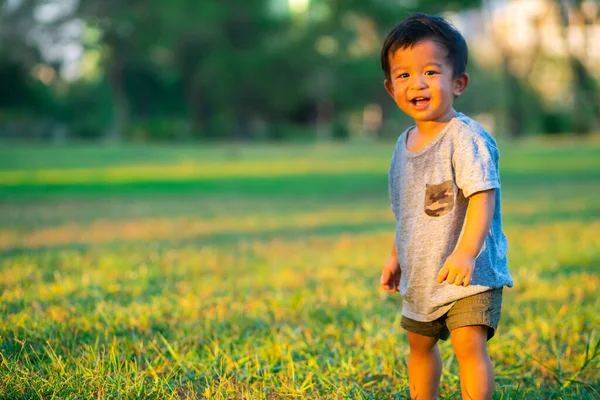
[410,96,431,109]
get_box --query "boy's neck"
[413,109,458,137]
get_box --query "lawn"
[0,139,599,399]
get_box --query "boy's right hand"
[380,255,401,293]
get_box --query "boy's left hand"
[436,250,475,286]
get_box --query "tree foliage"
[0,0,597,141]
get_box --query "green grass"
[0,139,599,399]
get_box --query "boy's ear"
[453,72,469,96]
[384,79,395,98]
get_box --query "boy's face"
[384,39,468,125]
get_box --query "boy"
[378,13,514,400]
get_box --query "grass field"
[0,139,599,399]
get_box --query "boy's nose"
[410,77,427,90]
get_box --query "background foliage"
[1,0,598,142]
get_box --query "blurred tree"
[0,0,41,66]
[0,1,57,140]
[555,0,599,134]
[73,0,484,140]
[6,0,594,141]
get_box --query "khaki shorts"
[401,288,503,341]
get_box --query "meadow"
[0,139,599,399]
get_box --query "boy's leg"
[450,325,494,400]
[445,288,502,399]
[406,332,442,400]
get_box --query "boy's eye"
[397,73,409,79]
[424,70,438,76]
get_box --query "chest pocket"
[424,180,454,217]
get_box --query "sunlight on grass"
[0,140,599,186]
[0,141,599,399]
[0,158,389,185]
[0,207,394,250]
[1,224,598,398]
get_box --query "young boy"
[378,13,514,400]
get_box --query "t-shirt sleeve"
[453,132,500,198]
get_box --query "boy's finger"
[436,266,449,283]
[462,275,471,287]
[380,273,390,289]
[382,284,394,293]
[380,273,388,285]
[446,271,457,284]
[381,282,393,292]
[454,273,464,286]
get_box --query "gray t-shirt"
[388,112,514,322]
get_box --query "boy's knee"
[450,325,488,360]
[407,332,438,353]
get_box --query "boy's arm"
[381,242,401,293]
[436,189,495,286]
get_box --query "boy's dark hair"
[380,13,468,81]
